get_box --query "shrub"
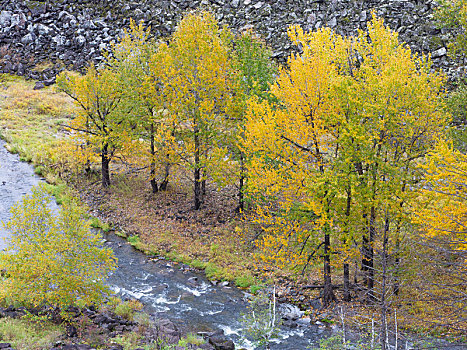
[0,184,117,316]
[114,299,144,321]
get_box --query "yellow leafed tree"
[159,11,236,209]
[413,141,467,248]
[0,185,117,315]
[108,19,177,193]
[243,15,449,307]
[56,65,127,187]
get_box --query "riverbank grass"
[0,318,63,350]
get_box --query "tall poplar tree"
[108,19,175,193]
[159,11,236,210]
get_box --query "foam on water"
[177,282,210,297]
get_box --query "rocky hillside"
[0,0,463,83]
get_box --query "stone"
[52,35,66,47]
[20,33,34,45]
[0,0,461,95]
[0,344,12,349]
[155,318,180,344]
[279,303,304,321]
[208,336,235,350]
[36,24,53,36]
[432,47,447,58]
[33,81,45,90]
[10,13,26,28]
[0,11,12,28]
[75,35,86,46]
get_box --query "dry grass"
[0,74,74,169]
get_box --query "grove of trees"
[54,10,465,345]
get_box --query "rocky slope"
[0,0,464,83]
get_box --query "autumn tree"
[0,185,117,314]
[243,16,449,309]
[243,26,348,305]
[108,20,175,193]
[232,30,277,212]
[56,65,126,187]
[408,140,467,329]
[159,11,236,209]
[344,17,448,304]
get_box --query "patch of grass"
[235,272,257,289]
[190,258,207,270]
[42,182,71,205]
[89,216,111,232]
[178,333,205,347]
[0,75,75,180]
[0,317,63,350]
[249,283,265,294]
[113,332,144,350]
[34,165,44,176]
[105,297,144,322]
[114,299,144,321]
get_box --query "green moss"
[249,283,265,294]
[34,166,44,176]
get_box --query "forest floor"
[0,74,465,347]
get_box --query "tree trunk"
[160,157,170,191]
[201,177,206,197]
[101,143,111,188]
[323,228,336,306]
[343,263,351,302]
[393,237,400,296]
[362,206,376,301]
[201,148,208,199]
[150,123,158,193]
[237,152,245,212]
[380,215,390,350]
[343,186,352,302]
[194,127,201,210]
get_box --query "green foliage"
[89,216,111,232]
[309,334,382,350]
[249,283,265,294]
[56,64,129,187]
[234,30,277,102]
[128,235,141,247]
[447,82,467,125]
[113,332,144,350]
[178,333,206,347]
[446,81,467,151]
[0,184,117,316]
[234,273,257,288]
[159,11,237,209]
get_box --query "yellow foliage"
[243,15,449,274]
[413,140,467,250]
[0,185,117,314]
